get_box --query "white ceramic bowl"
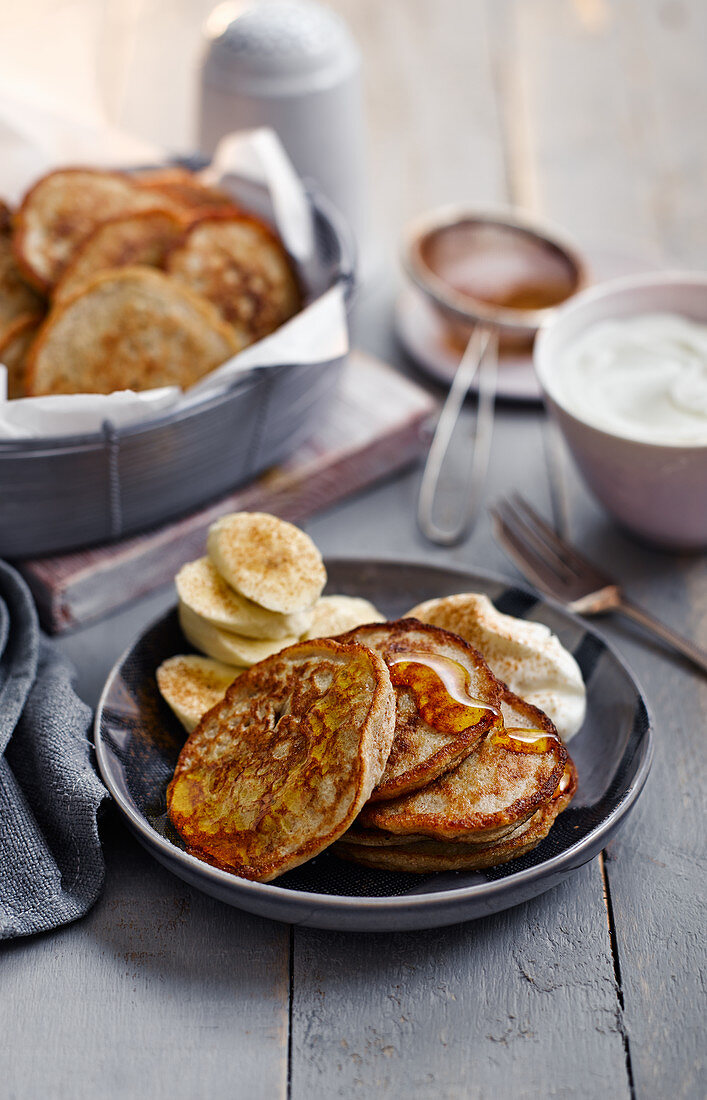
[534,272,707,551]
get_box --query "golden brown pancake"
[166,211,301,345]
[0,229,44,335]
[335,761,576,872]
[335,619,503,802]
[407,592,586,741]
[53,209,188,304]
[12,168,182,290]
[133,167,243,214]
[0,313,42,399]
[0,205,46,398]
[25,267,241,396]
[167,638,396,881]
[357,682,568,842]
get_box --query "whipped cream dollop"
[407,593,586,741]
[553,313,707,445]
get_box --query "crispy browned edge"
[132,167,244,214]
[0,310,43,345]
[357,673,568,839]
[336,755,578,872]
[23,266,239,397]
[163,207,303,308]
[335,818,544,873]
[0,200,12,234]
[334,618,504,802]
[166,637,396,882]
[0,313,44,397]
[11,167,151,293]
[52,206,191,302]
[0,195,45,396]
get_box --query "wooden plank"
[290,864,629,1099]
[299,408,632,1098]
[614,0,707,266]
[585,4,707,1095]
[327,0,508,259]
[566,476,707,1100]
[499,0,663,256]
[306,288,630,1098]
[296,4,631,1097]
[510,2,707,1096]
[16,352,434,634]
[0,812,290,1100]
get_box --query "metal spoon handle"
[417,325,498,546]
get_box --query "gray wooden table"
[2,2,705,1097]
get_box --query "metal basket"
[0,191,354,559]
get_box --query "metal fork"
[490,493,707,676]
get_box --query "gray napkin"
[0,561,107,940]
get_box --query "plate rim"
[94,555,654,914]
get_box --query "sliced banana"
[207,511,326,613]
[178,601,299,667]
[305,595,385,640]
[176,557,313,640]
[156,654,237,733]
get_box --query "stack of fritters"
[333,619,576,873]
[0,166,303,397]
[159,512,383,732]
[164,608,576,882]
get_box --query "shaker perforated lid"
[203,0,360,93]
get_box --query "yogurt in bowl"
[534,272,707,550]
[554,312,707,446]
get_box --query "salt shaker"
[198,0,366,247]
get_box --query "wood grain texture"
[329,0,508,258]
[290,866,629,1100]
[557,469,706,1100]
[0,812,290,1100]
[497,2,707,1096]
[494,0,661,254]
[1,1,704,1097]
[306,281,631,1099]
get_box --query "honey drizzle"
[490,725,562,755]
[387,651,562,754]
[387,651,501,734]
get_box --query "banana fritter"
[167,638,396,881]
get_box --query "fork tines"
[490,494,610,603]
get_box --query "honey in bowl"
[411,215,586,354]
[419,220,582,315]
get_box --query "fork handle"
[616,597,707,676]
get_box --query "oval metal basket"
[0,191,354,559]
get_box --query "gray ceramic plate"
[94,558,653,931]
